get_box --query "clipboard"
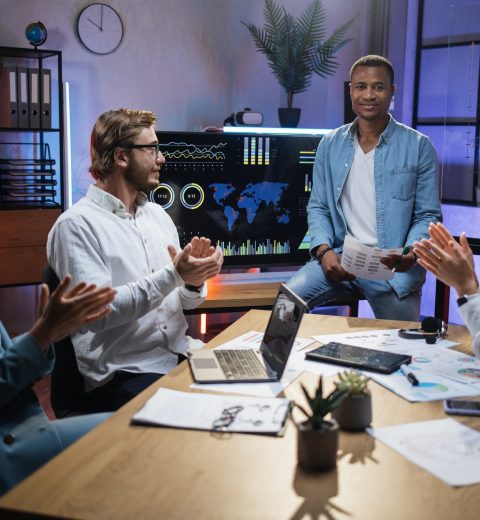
[132,387,292,436]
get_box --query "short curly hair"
[350,55,394,85]
[89,108,157,180]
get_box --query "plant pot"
[278,107,301,128]
[297,419,339,471]
[331,392,372,431]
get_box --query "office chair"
[42,265,96,418]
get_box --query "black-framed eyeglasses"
[212,405,244,432]
[117,143,162,155]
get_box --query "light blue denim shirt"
[307,115,442,297]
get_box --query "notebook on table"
[188,284,307,383]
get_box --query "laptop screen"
[259,284,307,378]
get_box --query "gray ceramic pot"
[297,419,339,471]
[331,392,372,431]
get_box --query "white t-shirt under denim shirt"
[339,133,378,247]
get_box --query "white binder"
[17,67,29,128]
[40,68,51,129]
[0,66,19,128]
[28,68,40,128]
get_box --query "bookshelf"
[0,46,63,285]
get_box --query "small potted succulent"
[295,377,347,471]
[332,370,372,431]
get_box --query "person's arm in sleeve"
[405,136,442,245]
[306,138,337,255]
[0,277,114,407]
[306,138,354,282]
[382,137,442,272]
[0,324,54,408]
[459,296,480,359]
[49,219,221,331]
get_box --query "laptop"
[188,284,307,383]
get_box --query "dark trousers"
[87,354,188,412]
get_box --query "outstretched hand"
[30,275,116,350]
[168,241,223,287]
[413,223,478,296]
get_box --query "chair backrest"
[42,266,91,417]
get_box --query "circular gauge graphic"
[150,184,175,209]
[180,183,205,209]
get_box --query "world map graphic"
[209,182,290,231]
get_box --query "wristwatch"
[184,283,204,293]
[457,292,480,307]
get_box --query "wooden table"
[1,312,479,520]
[194,279,282,313]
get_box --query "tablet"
[305,342,412,374]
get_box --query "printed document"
[368,418,480,486]
[341,235,402,280]
[132,388,291,435]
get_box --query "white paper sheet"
[313,329,459,353]
[368,366,480,402]
[368,418,480,486]
[308,328,478,400]
[132,388,291,434]
[341,235,402,280]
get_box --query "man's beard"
[124,163,160,192]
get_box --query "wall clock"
[77,3,124,55]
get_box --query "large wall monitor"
[151,129,326,267]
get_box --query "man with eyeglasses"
[47,109,223,411]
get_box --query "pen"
[400,364,419,386]
[392,246,411,273]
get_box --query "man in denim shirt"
[287,55,441,320]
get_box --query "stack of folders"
[0,65,51,129]
[132,388,292,436]
[0,156,58,208]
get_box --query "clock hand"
[100,5,104,30]
[87,17,102,30]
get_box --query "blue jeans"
[52,413,112,448]
[287,259,420,321]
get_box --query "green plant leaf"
[242,0,357,107]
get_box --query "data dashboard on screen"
[150,130,324,267]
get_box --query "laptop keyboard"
[214,349,267,379]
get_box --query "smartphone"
[443,399,480,416]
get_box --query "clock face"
[77,3,124,55]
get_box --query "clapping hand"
[413,222,478,295]
[168,237,223,287]
[30,275,116,350]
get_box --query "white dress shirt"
[458,292,480,359]
[47,185,205,390]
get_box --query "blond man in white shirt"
[47,109,223,410]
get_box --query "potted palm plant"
[295,376,346,471]
[332,370,372,431]
[242,0,356,127]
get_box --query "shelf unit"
[412,0,480,205]
[0,46,64,285]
